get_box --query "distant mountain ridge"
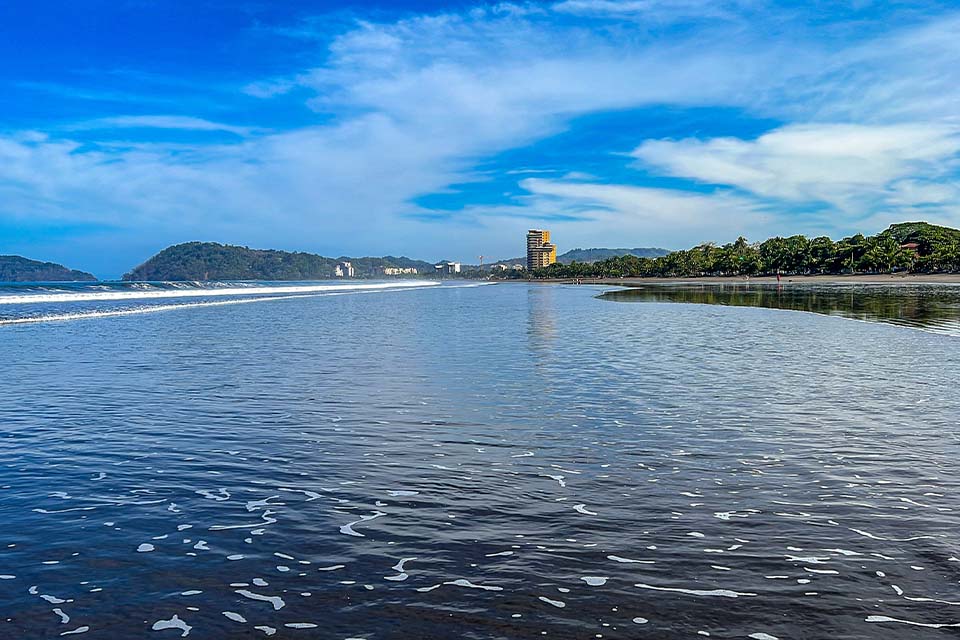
[0,255,96,282]
[123,242,436,281]
[558,247,670,263]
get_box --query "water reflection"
[527,284,558,349]
[600,283,960,336]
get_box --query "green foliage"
[557,247,670,263]
[0,255,96,282]
[532,222,960,279]
[123,242,435,281]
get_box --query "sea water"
[2,281,960,638]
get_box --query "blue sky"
[2,0,960,277]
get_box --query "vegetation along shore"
[521,222,960,280]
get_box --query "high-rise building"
[526,229,557,271]
[334,261,355,277]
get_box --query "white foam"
[538,596,566,608]
[849,528,938,542]
[573,504,597,515]
[151,614,192,637]
[223,612,247,623]
[236,589,285,610]
[53,608,70,624]
[1,284,440,326]
[608,555,654,564]
[444,579,502,591]
[581,576,608,586]
[748,634,779,640]
[339,511,386,537]
[60,627,90,636]
[866,615,960,628]
[0,281,439,305]
[635,583,756,598]
[137,543,155,553]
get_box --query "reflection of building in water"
[526,229,557,271]
[527,285,557,353]
[334,261,355,277]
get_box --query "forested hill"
[558,247,670,263]
[0,255,96,282]
[122,242,435,281]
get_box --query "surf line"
[0,280,439,305]
[0,286,432,326]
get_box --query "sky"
[1,0,959,277]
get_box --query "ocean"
[2,280,960,639]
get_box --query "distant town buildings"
[334,261,354,277]
[526,229,557,271]
[434,261,461,275]
[492,264,508,272]
[383,267,418,275]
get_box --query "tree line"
[528,222,960,279]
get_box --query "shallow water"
[600,282,960,336]
[2,281,960,638]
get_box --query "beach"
[542,272,960,285]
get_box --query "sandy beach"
[537,273,960,285]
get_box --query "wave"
[0,284,441,326]
[0,281,439,305]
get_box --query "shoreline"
[527,273,960,285]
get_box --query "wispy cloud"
[64,115,258,136]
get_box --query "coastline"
[529,273,960,285]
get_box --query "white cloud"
[65,116,257,136]
[552,0,755,20]
[631,123,960,214]
[515,177,776,240]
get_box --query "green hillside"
[122,242,436,281]
[0,255,96,282]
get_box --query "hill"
[0,255,96,282]
[558,247,670,263]
[122,242,436,281]
[879,221,960,252]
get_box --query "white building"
[335,261,355,277]
[434,261,461,275]
[383,267,418,275]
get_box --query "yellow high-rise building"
[526,229,557,271]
